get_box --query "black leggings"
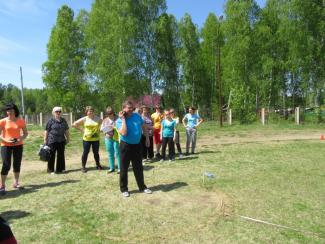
[141,135,154,159]
[82,140,100,167]
[1,145,23,175]
[161,137,175,160]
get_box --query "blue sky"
[0,0,265,89]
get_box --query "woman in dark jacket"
[44,107,70,174]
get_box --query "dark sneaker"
[96,164,103,170]
[0,186,5,196]
[107,169,115,174]
[81,168,87,173]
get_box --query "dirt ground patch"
[22,130,323,173]
[199,130,322,146]
[22,149,108,173]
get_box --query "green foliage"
[222,0,260,124]
[40,0,324,123]
[178,14,203,107]
[42,5,89,112]
[155,14,180,110]
[200,13,223,118]
[0,83,50,114]
[231,84,257,123]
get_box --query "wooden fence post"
[70,112,73,126]
[295,107,300,125]
[261,108,265,125]
[228,109,232,125]
[40,112,43,127]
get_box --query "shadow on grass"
[1,210,31,223]
[129,181,188,194]
[181,156,199,161]
[0,180,79,199]
[65,166,108,173]
[199,150,220,154]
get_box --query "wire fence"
[21,107,325,127]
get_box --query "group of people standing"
[149,105,203,161]
[0,101,202,197]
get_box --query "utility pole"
[216,16,223,127]
[19,66,25,116]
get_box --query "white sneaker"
[122,191,130,197]
[143,188,152,194]
[179,154,184,159]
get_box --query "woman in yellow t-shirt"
[151,105,164,159]
[73,106,102,173]
[0,103,28,195]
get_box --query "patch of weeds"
[293,202,308,211]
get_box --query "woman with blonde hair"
[73,106,103,173]
[44,106,70,174]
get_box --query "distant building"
[128,94,164,109]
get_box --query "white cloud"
[0,62,18,73]
[0,61,43,87]
[0,61,41,76]
[0,36,28,54]
[0,0,56,17]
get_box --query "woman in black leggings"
[0,103,28,195]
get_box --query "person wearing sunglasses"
[100,106,120,173]
[44,107,70,174]
[0,103,28,195]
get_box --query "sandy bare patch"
[199,131,322,146]
[21,150,108,173]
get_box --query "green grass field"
[1,122,325,243]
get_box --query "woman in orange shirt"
[0,103,28,195]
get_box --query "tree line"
[3,0,324,123]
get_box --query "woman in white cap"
[44,107,70,174]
